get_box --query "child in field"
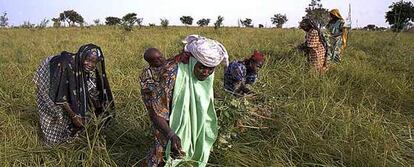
[139,48,166,115]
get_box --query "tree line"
[0,10,290,29]
[0,8,288,29]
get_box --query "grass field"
[0,26,413,166]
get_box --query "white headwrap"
[183,35,229,67]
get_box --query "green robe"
[165,57,218,167]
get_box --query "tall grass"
[0,26,413,166]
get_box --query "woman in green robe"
[144,35,229,167]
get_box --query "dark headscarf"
[300,18,318,31]
[49,44,114,117]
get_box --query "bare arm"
[148,110,185,159]
[148,110,173,139]
[60,102,84,127]
[233,81,251,95]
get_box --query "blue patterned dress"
[224,61,257,92]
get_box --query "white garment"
[183,35,229,67]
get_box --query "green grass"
[0,26,413,166]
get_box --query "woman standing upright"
[326,9,348,63]
[33,44,115,145]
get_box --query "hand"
[246,91,256,97]
[94,107,104,116]
[72,115,85,128]
[174,52,191,64]
[242,87,252,94]
[297,43,308,52]
[170,134,186,159]
[297,43,305,50]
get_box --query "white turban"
[183,35,229,67]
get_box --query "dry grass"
[0,26,413,166]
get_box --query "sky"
[0,0,401,28]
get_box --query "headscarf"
[330,9,343,20]
[329,9,349,54]
[183,35,229,67]
[300,18,319,31]
[50,44,115,117]
[250,50,265,63]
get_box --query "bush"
[160,19,169,28]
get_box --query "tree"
[93,19,100,26]
[105,17,121,25]
[37,18,49,28]
[59,10,84,26]
[377,27,388,31]
[21,21,35,28]
[385,0,414,31]
[214,16,224,29]
[304,0,329,28]
[197,18,210,27]
[136,18,144,28]
[0,12,9,27]
[363,24,377,31]
[122,13,138,31]
[240,18,253,27]
[271,14,288,28]
[51,18,61,27]
[180,16,193,26]
[160,18,169,28]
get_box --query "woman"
[145,35,228,167]
[33,44,115,145]
[299,18,328,73]
[326,9,347,63]
[224,50,265,96]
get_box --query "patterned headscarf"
[183,35,229,67]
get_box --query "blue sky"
[0,0,399,28]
